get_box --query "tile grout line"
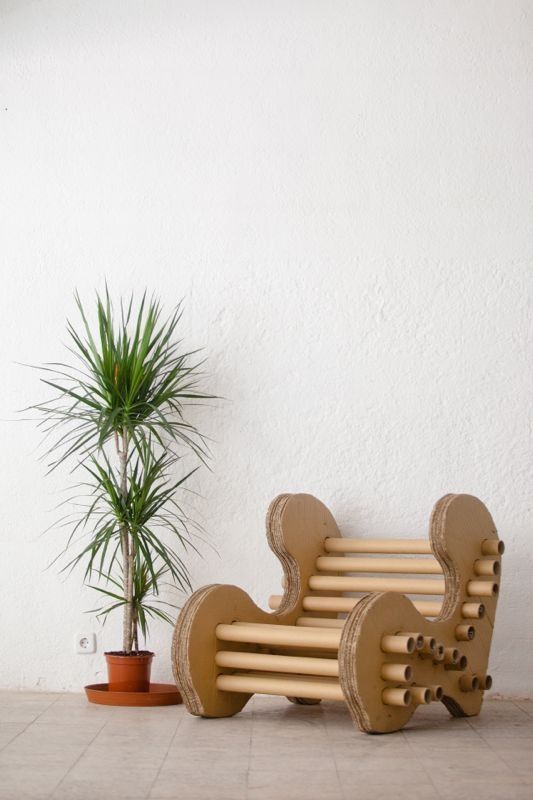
[145,713,184,800]
[400,727,446,800]
[512,699,533,718]
[244,697,255,800]
[0,692,61,754]
[467,701,532,786]
[45,702,118,799]
[323,706,358,800]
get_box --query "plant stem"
[117,427,134,653]
[133,608,139,653]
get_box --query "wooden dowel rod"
[416,600,444,616]
[381,663,413,682]
[381,635,416,654]
[444,647,468,672]
[480,674,493,690]
[296,617,345,629]
[269,595,362,613]
[325,538,432,554]
[443,647,460,666]
[215,650,339,677]
[432,643,445,662]
[398,632,424,650]
[462,602,485,619]
[309,575,445,595]
[411,686,432,705]
[216,622,341,650]
[455,624,475,641]
[304,596,362,613]
[467,581,498,597]
[459,675,480,692]
[270,593,465,618]
[382,688,412,707]
[270,594,444,617]
[474,559,500,577]
[440,653,466,671]
[481,539,505,556]
[216,672,344,701]
[315,556,442,574]
[429,685,443,701]
[421,636,436,656]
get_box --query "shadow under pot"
[105,651,154,692]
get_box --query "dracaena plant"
[30,289,211,654]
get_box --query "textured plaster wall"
[1,1,532,695]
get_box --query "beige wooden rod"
[296,617,345,629]
[316,556,442,574]
[382,688,412,707]
[268,594,357,613]
[403,599,442,616]
[215,650,339,677]
[446,654,468,671]
[301,595,359,613]
[480,674,493,690]
[309,575,445,595]
[325,538,432,554]
[269,594,451,617]
[462,602,485,619]
[216,672,344,701]
[429,685,443,701]
[398,632,424,650]
[481,539,505,556]
[381,635,416,654]
[455,624,475,641]
[421,636,436,656]
[216,622,341,650]
[474,559,500,577]
[467,581,498,597]
[381,663,413,682]
[444,647,460,666]
[459,675,479,692]
[432,643,445,662]
[411,686,432,705]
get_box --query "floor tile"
[0,764,69,800]
[0,694,58,725]
[432,778,533,800]
[0,722,26,750]
[150,766,248,799]
[248,768,343,800]
[52,767,160,799]
[341,785,439,800]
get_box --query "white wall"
[1,0,532,696]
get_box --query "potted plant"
[30,289,211,698]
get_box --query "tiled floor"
[0,693,532,800]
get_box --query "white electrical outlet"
[75,633,96,654]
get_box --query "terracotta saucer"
[85,683,182,707]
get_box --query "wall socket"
[75,633,96,654]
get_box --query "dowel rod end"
[382,688,412,707]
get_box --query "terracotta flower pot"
[105,651,154,692]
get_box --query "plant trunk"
[118,428,134,653]
[132,608,139,653]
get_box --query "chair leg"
[172,583,272,718]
